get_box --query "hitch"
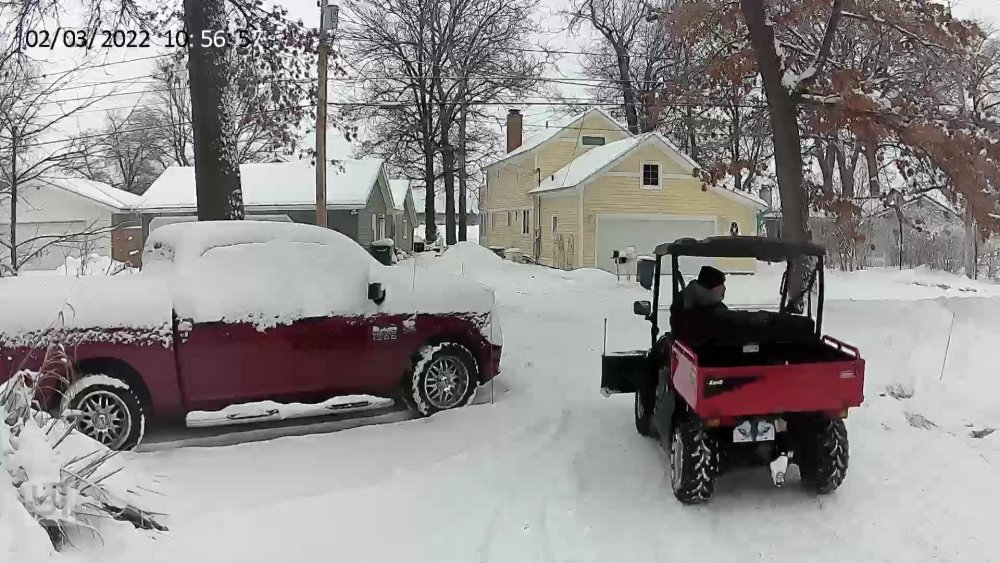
[769,453,789,487]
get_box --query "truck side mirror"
[368,282,386,305]
[633,300,652,319]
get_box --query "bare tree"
[0,63,113,274]
[68,107,170,195]
[344,0,541,244]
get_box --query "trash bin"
[637,256,656,290]
[413,240,426,253]
[370,239,395,265]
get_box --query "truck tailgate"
[672,337,865,419]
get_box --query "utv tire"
[63,376,145,451]
[794,418,849,494]
[634,383,656,437]
[405,343,479,416]
[669,416,719,504]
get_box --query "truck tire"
[794,418,849,494]
[669,415,719,504]
[405,343,479,416]
[63,376,145,451]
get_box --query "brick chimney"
[506,109,523,153]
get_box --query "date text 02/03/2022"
[21,28,258,50]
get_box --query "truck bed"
[671,336,865,420]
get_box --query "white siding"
[0,184,116,271]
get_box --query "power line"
[0,53,172,87]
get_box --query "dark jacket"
[682,281,728,311]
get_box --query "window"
[641,162,661,189]
[581,135,605,146]
[506,211,512,227]
[515,210,521,223]
[403,219,409,240]
[551,215,558,234]
[522,210,531,235]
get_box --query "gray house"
[136,159,403,249]
[389,179,419,252]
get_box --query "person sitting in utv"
[683,266,728,311]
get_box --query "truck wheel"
[63,376,146,451]
[794,418,849,494]
[405,343,478,416]
[669,416,719,504]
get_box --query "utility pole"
[315,0,338,227]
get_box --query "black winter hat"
[697,266,726,289]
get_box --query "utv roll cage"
[643,236,827,348]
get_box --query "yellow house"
[480,107,766,274]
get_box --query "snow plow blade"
[600,351,648,396]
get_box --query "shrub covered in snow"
[0,343,165,556]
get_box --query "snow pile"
[0,275,173,347]
[50,254,135,277]
[187,395,394,427]
[1,371,165,558]
[148,221,497,328]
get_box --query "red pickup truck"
[0,222,502,450]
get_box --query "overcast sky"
[27,0,1000,167]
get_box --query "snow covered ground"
[20,244,1000,562]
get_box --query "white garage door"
[596,215,716,276]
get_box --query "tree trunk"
[457,104,468,242]
[441,142,457,246]
[741,0,808,246]
[8,140,17,275]
[865,141,880,196]
[422,136,436,243]
[741,0,810,306]
[964,207,978,279]
[184,0,244,221]
[615,52,639,134]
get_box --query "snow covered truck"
[602,237,864,504]
[0,222,502,450]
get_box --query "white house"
[138,159,410,249]
[0,177,141,272]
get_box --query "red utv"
[602,237,865,504]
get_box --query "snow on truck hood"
[0,275,173,346]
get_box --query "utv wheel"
[794,418,849,494]
[405,343,478,416]
[669,416,719,504]
[634,384,656,438]
[64,376,145,451]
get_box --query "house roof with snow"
[484,107,629,169]
[39,177,141,212]
[528,132,767,209]
[388,179,410,212]
[139,159,387,212]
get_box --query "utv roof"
[656,236,826,261]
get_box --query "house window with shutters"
[522,210,531,235]
[641,162,661,189]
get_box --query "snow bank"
[0,275,173,347]
[0,470,53,563]
[148,222,496,328]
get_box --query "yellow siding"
[538,194,581,268]
[484,110,628,253]
[582,146,758,271]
